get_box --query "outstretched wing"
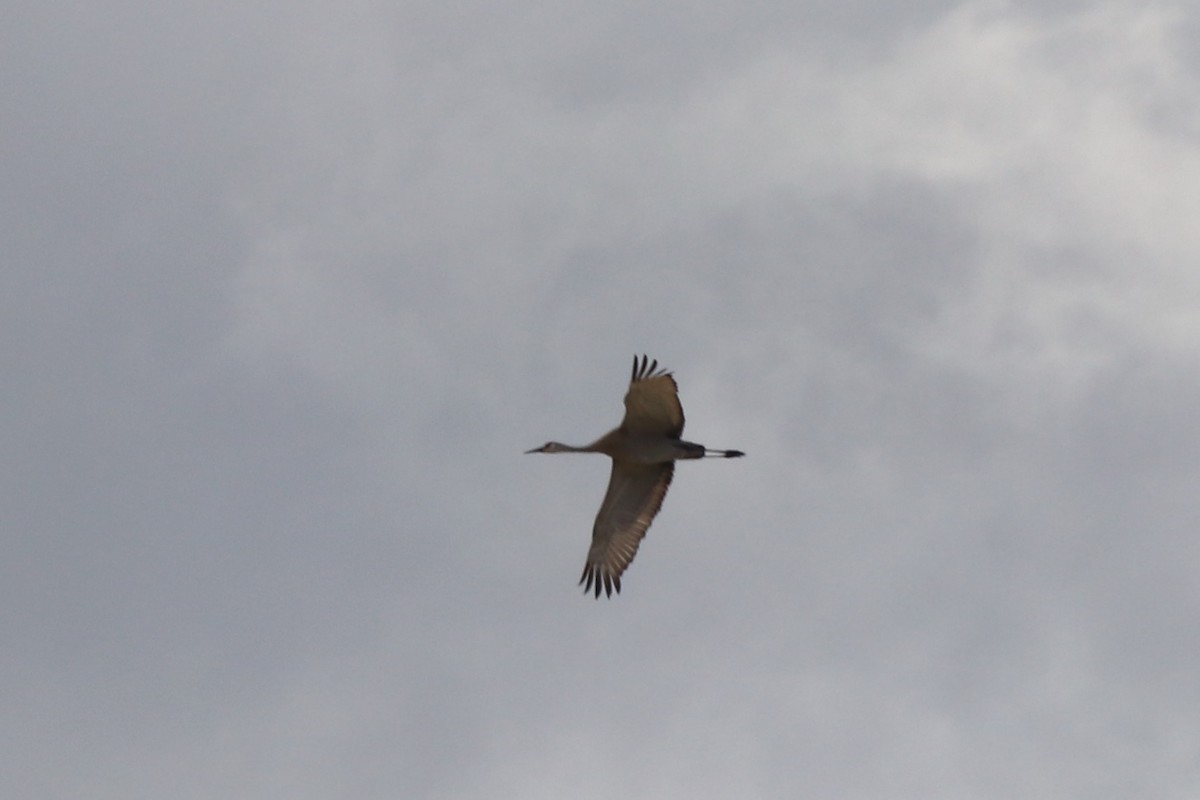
[620,354,685,438]
[579,460,674,598]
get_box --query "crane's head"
[525,441,570,454]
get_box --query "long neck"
[555,442,597,453]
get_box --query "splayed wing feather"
[579,461,674,598]
[620,354,685,437]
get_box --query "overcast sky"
[5,1,1200,797]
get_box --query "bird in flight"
[526,355,744,598]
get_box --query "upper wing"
[579,460,674,598]
[620,354,685,438]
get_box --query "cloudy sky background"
[6,1,1200,797]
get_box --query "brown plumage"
[526,355,744,598]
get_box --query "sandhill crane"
[526,355,744,598]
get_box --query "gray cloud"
[5,1,1199,797]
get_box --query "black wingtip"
[579,565,621,599]
[631,353,669,383]
[633,353,651,382]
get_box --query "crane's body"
[533,431,714,463]
[526,355,744,598]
